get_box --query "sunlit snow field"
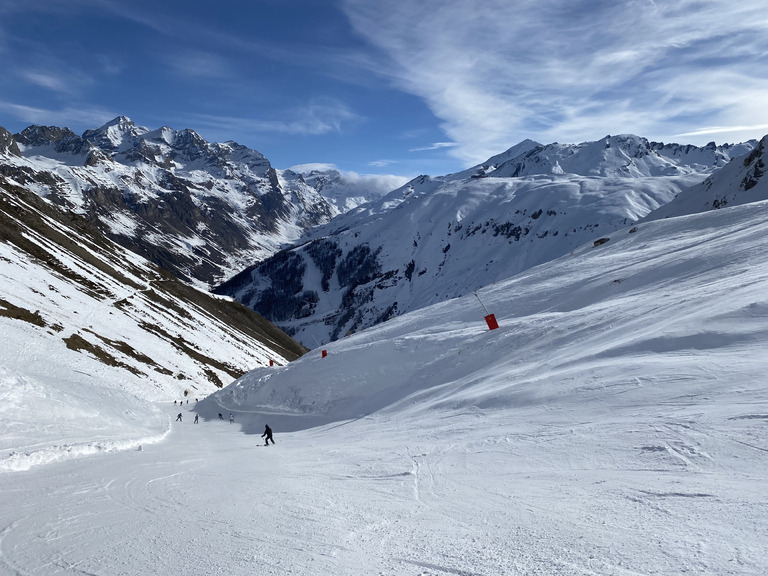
[2,201,768,575]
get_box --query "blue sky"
[1,0,767,178]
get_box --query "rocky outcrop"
[0,127,21,156]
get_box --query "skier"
[262,424,275,446]
[229,413,234,424]
[175,413,182,422]
[194,414,199,424]
[218,413,223,421]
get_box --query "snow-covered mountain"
[217,134,757,346]
[294,166,409,212]
[456,134,751,178]
[0,175,306,468]
[645,135,768,220]
[0,118,343,288]
[3,187,767,574]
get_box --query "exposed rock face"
[0,127,21,156]
[1,117,337,288]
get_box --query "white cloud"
[186,98,360,138]
[0,100,117,130]
[676,124,768,138]
[409,142,459,152]
[284,99,360,135]
[22,71,71,93]
[164,51,233,78]
[368,159,396,167]
[289,162,339,173]
[338,171,409,193]
[289,162,409,193]
[341,0,768,162]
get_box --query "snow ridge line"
[0,426,171,473]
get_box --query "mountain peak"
[82,116,149,151]
[452,139,542,179]
[176,128,207,147]
[513,138,542,149]
[14,125,80,147]
[102,115,135,129]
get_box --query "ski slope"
[2,200,768,575]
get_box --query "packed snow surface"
[2,200,768,575]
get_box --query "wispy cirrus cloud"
[368,159,396,168]
[281,99,361,135]
[21,71,71,93]
[409,142,458,152]
[0,100,118,129]
[676,124,768,138]
[341,0,768,164]
[185,98,361,138]
[163,51,234,79]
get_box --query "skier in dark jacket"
[262,424,275,445]
[175,413,182,422]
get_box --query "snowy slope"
[219,134,757,346]
[1,195,767,575]
[212,199,768,428]
[0,179,306,471]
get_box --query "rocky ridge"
[1,117,338,288]
[0,177,307,397]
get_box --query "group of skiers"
[173,404,275,445]
[175,411,234,424]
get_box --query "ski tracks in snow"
[2,406,767,575]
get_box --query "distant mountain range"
[3,118,766,351]
[296,167,407,212]
[0,117,374,288]
[215,134,762,346]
